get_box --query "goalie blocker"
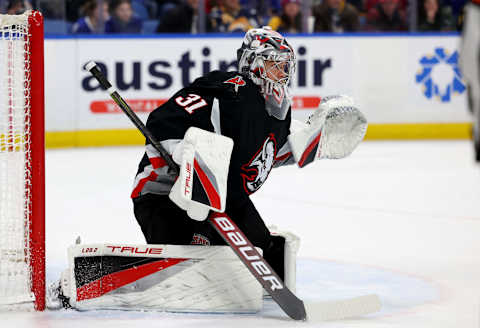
[50,228,299,312]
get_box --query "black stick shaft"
[85,61,179,175]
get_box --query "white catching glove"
[288,95,367,168]
[169,127,233,221]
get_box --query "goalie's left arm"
[282,95,367,168]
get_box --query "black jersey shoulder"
[188,70,259,100]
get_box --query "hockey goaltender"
[47,26,372,318]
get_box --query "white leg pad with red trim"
[65,244,263,312]
[169,127,233,221]
[265,226,300,296]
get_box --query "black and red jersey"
[132,70,295,209]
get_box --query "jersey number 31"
[175,94,207,114]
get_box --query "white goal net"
[0,11,45,311]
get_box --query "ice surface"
[1,140,479,327]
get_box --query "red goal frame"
[27,11,45,311]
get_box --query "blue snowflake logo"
[415,48,466,102]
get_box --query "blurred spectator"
[268,0,302,33]
[260,0,283,15]
[5,0,32,14]
[156,0,198,33]
[131,0,158,19]
[365,0,407,12]
[347,0,364,12]
[418,0,455,31]
[66,0,86,22]
[208,0,260,32]
[365,0,407,31]
[313,0,360,32]
[105,0,143,33]
[246,0,282,25]
[38,0,66,19]
[453,0,469,30]
[443,0,468,18]
[72,0,109,33]
[154,0,181,17]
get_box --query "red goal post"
[0,11,45,311]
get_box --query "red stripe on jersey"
[298,132,321,167]
[193,158,221,210]
[275,152,291,162]
[149,156,167,169]
[131,170,159,198]
[76,258,188,301]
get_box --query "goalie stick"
[85,61,381,322]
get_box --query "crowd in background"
[0,0,468,34]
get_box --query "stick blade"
[305,294,381,322]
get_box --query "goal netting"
[0,11,45,311]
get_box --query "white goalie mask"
[237,26,296,120]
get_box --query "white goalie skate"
[46,269,71,310]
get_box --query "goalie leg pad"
[64,244,263,313]
[265,227,300,294]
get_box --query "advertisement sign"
[75,37,335,130]
[44,34,471,147]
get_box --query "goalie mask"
[237,26,296,120]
